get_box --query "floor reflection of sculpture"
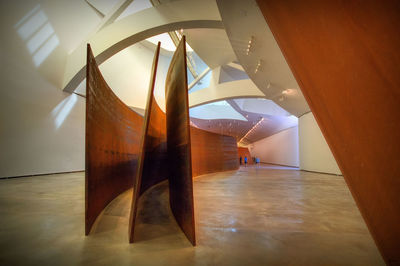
[85,37,239,245]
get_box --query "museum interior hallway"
[0,165,383,265]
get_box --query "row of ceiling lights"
[238,117,264,146]
[245,36,294,102]
[192,119,249,139]
[192,111,268,144]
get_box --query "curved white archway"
[63,0,223,92]
[189,79,265,108]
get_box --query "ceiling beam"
[188,67,211,90]
[62,0,223,93]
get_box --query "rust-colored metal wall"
[191,127,239,176]
[165,36,196,246]
[87,40,239,245]
[85,44,143,235]
[256,1,400,264]
[237,147,252,165]
[129,43,168,243]
[128,42,238,244]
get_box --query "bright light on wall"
[51,94,78,130]
[33,35,59,67]
[16,6,45,40]
[14,5,59,67]
[26,23,54,53]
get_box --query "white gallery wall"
[248,126,299,167]
[0,1,100,178]
[0,1,170,178]
[298,112,341,175]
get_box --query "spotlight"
[254,60,262,74]
[245,36,255,55]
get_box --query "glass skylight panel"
[189,71,211,94]
[189,101,247,121]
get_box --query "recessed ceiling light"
[254,60,262,74]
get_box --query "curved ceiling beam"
[216,0,309,117]
[63,0,223,92]
[189,79,265,108]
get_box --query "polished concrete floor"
[0,165,384,265]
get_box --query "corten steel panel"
[165,36,196,246]
[129,43,169,243]
[85,44,143,235]
[256,1,400,264]
[137,94,168,194]
[237,147,253,165]
[191,127,239,177]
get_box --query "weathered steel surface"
[87,40,238,244]
[85,44,142,235]
[191,127,239,176]
[165,36,196,246]
[256,0,400,264]
[129,43,168,243]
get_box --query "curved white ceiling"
[216,0,310,116]
[63,0,223,92]
[184,28,236,69]
[189,101,247,121]
[189,78,265,108]
[72,0,309,121]
[234,98,291,117]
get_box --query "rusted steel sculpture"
[191,127,239,176]
[86,38,238,245]
[129,40,238,245]
[255,0,400,264]
[85,44,143,235]
[129,43,169,243]
[165,36,196,246]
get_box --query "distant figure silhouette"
[244,156,248,167]
[239,156,242,165]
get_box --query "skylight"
[189,101,247,121]
[146,33,194,52]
